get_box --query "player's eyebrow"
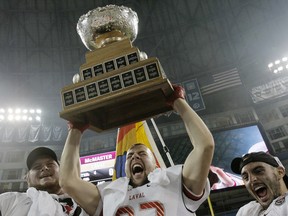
[127,150,146,157]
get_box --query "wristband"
[67,121,89,133]
[166,84,185,106]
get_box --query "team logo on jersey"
[275,195,285,206]
[58,197,83,216]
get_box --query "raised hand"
[166,84,186,106]
[67,121,90,133]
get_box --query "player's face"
[125,144,156,187]
[241,162,282,209]
[26,157,61,193]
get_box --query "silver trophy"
[77,5,138,50]
[60,5,173,132]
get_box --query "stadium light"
[268,55,288,74]
[0,108,42,123]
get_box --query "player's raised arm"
[59,123,101,216]
[168,85,215,196]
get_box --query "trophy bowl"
[77,5,139,50]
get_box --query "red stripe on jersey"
[182,184,204,201]
[140,201,164,216]
[116,206,134,216]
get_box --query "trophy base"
[59,79,173,132]
[59,40,174,132]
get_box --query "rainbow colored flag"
[113,120,166,180]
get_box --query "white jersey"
[0,188,89,216]
[237,193,288,216]
[95,165,210,216]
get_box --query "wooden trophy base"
[59,39,174,132]
[60,79,173,132]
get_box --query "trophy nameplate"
[59,5,174,132]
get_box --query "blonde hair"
[128,143,156,165]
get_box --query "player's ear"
[24,171,31,186]
[276,166,286,180]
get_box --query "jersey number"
[116,201,164,216]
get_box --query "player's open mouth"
[132,164,144,175]
[254,185,268,201]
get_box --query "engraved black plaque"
[110,75,122,91]
[146,63,160,79]
[127,52,139,64]
[134,67,147,83]
[63,91,75,107]
[104,60,115,72]
[93,64,104,76]
[82,68,93,80]
[86,83,98,99]
[98,79,110,95]
[122,71,135,87]
[75,87,87,103]
[116,56,127,68]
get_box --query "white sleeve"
[182,178,210,212]
[0,192,16,214]
[93,182,110,216]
